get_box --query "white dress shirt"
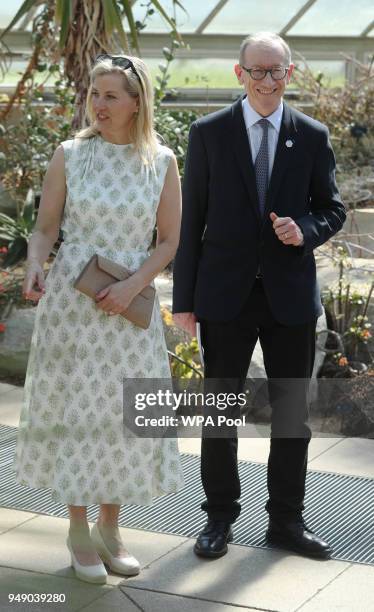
[241,97,283,177]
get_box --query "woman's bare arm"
[23,145,66,300]
[130,154,182,290]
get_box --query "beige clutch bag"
[73,254,155,329]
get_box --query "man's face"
[234,42,294,116]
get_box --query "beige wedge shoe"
[90,523,140,576]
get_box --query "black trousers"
[198,279,317,524]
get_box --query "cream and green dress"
[13,134,184,506]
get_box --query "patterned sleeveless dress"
[12,134,184,505]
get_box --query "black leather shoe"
[266,518,333,559]
[194,520,234,558]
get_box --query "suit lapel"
[231,95,262,225]
[264,102,297,219]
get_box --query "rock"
[0,306,36,375]
[316,252,374,307]
[315,373,374,437]
[341,208,374,258]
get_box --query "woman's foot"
[67,523,107,584]
[91,522,140,576]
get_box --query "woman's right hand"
[22,259,46,302]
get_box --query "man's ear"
[234,63,244,85]
[286,63,295,84]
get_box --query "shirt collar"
[242,96,283,133]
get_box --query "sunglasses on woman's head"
[95,54,143,88]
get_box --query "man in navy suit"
[173,32,346,559]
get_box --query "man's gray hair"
[239,32,291,65]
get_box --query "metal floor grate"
[1,425,373,565]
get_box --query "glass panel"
[294,59,346,87]
[146,57,239,87]
[0,0,29,29]
[204,0,307,34]
[0,57,239,89]
[289,0,374,35]
[130,0,220,33]
[1,1,45,32]
[0,59,57,85]
[0,58,347,89]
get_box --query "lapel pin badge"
[285,139,294,148]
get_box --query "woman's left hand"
[95,280,139,315]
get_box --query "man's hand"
[173,312,197,337]
[270,212,304,246]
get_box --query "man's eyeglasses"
[240,66,289,81]
[95,54,143,88]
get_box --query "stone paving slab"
[0,507,37,535]
[309,437,374,479]
[123,539,350,612]
[77,586,141,611]
[0,383,16,396]
[296,562,374,612]
[0,387,23,427]
[121,587,259,612]
[0,566,112,612]
[0,514,187,587]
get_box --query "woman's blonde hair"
[75,55,158,165]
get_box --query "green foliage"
[321,247,373,362]
[0,0,184,54]
[0,189,37,266]
[293,55,374,173]
[0,266,25,321]
[154,40,181,107]
[0,73,73,265]
[170,338,203,379]
[0,73,74,208]
[155,108,198,177]
[153,40,200,176]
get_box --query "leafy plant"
[153,40,200,176]
[169,338,203,379]
[320,247,373,366]
[155,108,198,177]
[0,189,36,266]
[0,266,25,321]
[293,53,374,173]
[0,75,74,210]
[160,305,203,379]
[0,0,185,128]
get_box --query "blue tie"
[254,118,269,216]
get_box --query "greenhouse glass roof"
[130,0,373,36]
[0,0,372,93]
[0,0,373,36]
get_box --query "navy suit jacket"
[172,96,346,325]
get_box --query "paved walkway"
[0,383,373,612]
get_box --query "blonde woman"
[13,54,184,584]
